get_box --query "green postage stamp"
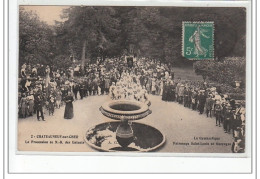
[182,21,214,60]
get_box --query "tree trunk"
[81,40,86,67]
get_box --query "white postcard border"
[8,0,254,173]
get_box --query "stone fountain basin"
[85,121,165,152]
[100,100,151,120]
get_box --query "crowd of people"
[18,57,245,153]
[108,71,151,106]
[160,78,245,153]
[18,57,173,120]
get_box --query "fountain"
[99,100,152,120]
[85,99,165,152]
[115,116,134,148]
[84,73,165,152]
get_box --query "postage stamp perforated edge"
[182,21,215,60]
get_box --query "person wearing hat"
[230,99,236,110]
[34,92,45,121]
[20,65,27,78]
[159,78,164,96]
[151,77,156,95]
[224,104,233,133]
[139,74,145,88]
[215,100,223,127]
[146,77,152,94]
[93,77,99,96]
[178,84,185,104]
[198,90,206,114]
[162,80,169,101]
[87,77,92,96]
[205,94,214,117]
[55,89,62,108]
[168,80,176,102]
[78,81,85,99]
[99,76,105,95]
[220,101,226,127]
[109,82,116,99]
[60,85,67,102]
[183,87,189,107]
[186,87,193,108]
[48,93,56,116]
[232,103,243,137]
[83,78,88,97]
[191,89,198,111]
[234,102,242,120]
[72,82,79,100]
[110,74,117,86]
[19,93,28,118]
[27,91,35,116]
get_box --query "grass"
[172,67,203,81]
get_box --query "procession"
[17,6,246,153]
[18,56,246,153]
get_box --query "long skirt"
[64,102,74,119]
[21,103,28,117]
[28,100,34,114]
[168,91,175,101]
[162,88,168,101]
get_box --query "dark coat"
[64,95,74,119]
[34,94,44,111]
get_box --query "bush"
[193,57,246,88]
[193,57,245,100]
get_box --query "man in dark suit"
[34,92,45,121]
[205,95,214,117]
[198,90,206,114]
[215,101,223,127]
[224,105,233,133]
[79,82,85,99]
[72,82,79,100]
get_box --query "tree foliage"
[19,7,54,66]
[19,6,246,68]
[56,7,121,62]
[193,57,246,88]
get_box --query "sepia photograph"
[17,5,247,153]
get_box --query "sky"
[21,6,70,25]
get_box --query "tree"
[20,6,246,68]
[57,7,120,66]
[193,57,246,88]
[19,7,54,66]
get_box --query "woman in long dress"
[162,80,168,101]
[64,92,74,119]
[27,92,34,116]
[20,94,28,118]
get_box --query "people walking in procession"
[64,92,74,119]
[18,57,246,153]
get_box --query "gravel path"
[18,95,233,153]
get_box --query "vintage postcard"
[17,5,247,153]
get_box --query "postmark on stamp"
[182,21,214,60]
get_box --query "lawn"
[172,67,203,81]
